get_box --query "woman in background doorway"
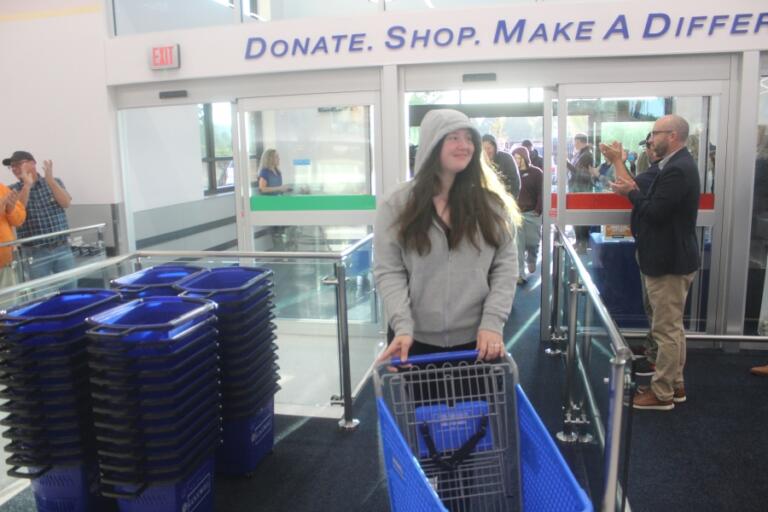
[511,146,543,284]
[258,149,292,195]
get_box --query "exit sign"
[150,44,180,70]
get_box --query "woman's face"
[274,153,280,167]
[440,129,474,175]
[513,153,524,169]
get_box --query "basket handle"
[390,350,479,366]
[418,414,489,472]
[7,465,51,479]
[99,480,149,499]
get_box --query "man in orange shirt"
[0,184,26,288]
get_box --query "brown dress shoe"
[750,364,768,377]
[633,391,674,410]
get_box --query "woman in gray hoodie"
[374,109,519,364]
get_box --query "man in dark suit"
[604,115,700,411]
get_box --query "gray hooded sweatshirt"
[373,109,519,347]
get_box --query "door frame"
[552,80,730,334]
[234,91,382,251]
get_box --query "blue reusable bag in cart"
[415,401,494,459]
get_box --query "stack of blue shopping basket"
[176,266,279,475]
[111,265,204,300]
[86,296,221,512]
[0,289,122,512]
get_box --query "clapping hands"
[42,160,54,181]
[599,141,624,164]
[2,190,19,213]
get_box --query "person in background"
[257,149,292,195]
[511,147,543,285]
[604,115,700,411]
[4,151,74,280]
[482,134,521,199]
[522,139,545,170]
[0,183,25,287]
[375,109,520,363]
[567,133,595,252]
[627,151,638,175]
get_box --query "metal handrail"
[0,223,106,248]
[135,249,343,260]
[0,253,134,301]
[0,240,375,431]
[622,331,768,343]
[556,226,633,365]
[339,233,373,259]
[553,226,631,512]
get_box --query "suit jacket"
[630,161,660,239]
[628,148,700,277]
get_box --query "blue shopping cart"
[375,351,592,512]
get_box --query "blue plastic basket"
[112,456,214,512]
[86,297,216,346]
[0,290,121,334]
[414,400,494,458]
[176,267,272,309]
[216,397,274,475]
[29,463,114,512]
[111,265,204,299]
[378,385,593,512]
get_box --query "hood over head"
[512,146,531,167]
[413,109,480,175]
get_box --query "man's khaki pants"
[643,271,697,401]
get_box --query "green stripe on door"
[250,195,376,211]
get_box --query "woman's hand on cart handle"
[378,334,414,369]
[477,329,505,361]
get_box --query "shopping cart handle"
[390,350,479,366]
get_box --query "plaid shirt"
[10,178,70,247]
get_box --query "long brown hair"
[396,132,516,256]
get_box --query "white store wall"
[0,1,120,205]
[119,105,203,212]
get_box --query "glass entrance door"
[552,81,729,333]
[235,92,380,252]
[234,92,382,416]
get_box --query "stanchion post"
[546,235,566,356]
[333,261,360,431]
[557,278,581,444]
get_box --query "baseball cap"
[638,133,652,147]
[2,151,35,167]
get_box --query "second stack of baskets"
[86,296,221,512]
[176,266,278,475]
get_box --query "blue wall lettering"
[244,10,767,62]
[553,21,573,42]
[575,20,595,40]
[494,19,526,44]
[245,37,266,59]
[603,15,629,40]
[644,13,671,38]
